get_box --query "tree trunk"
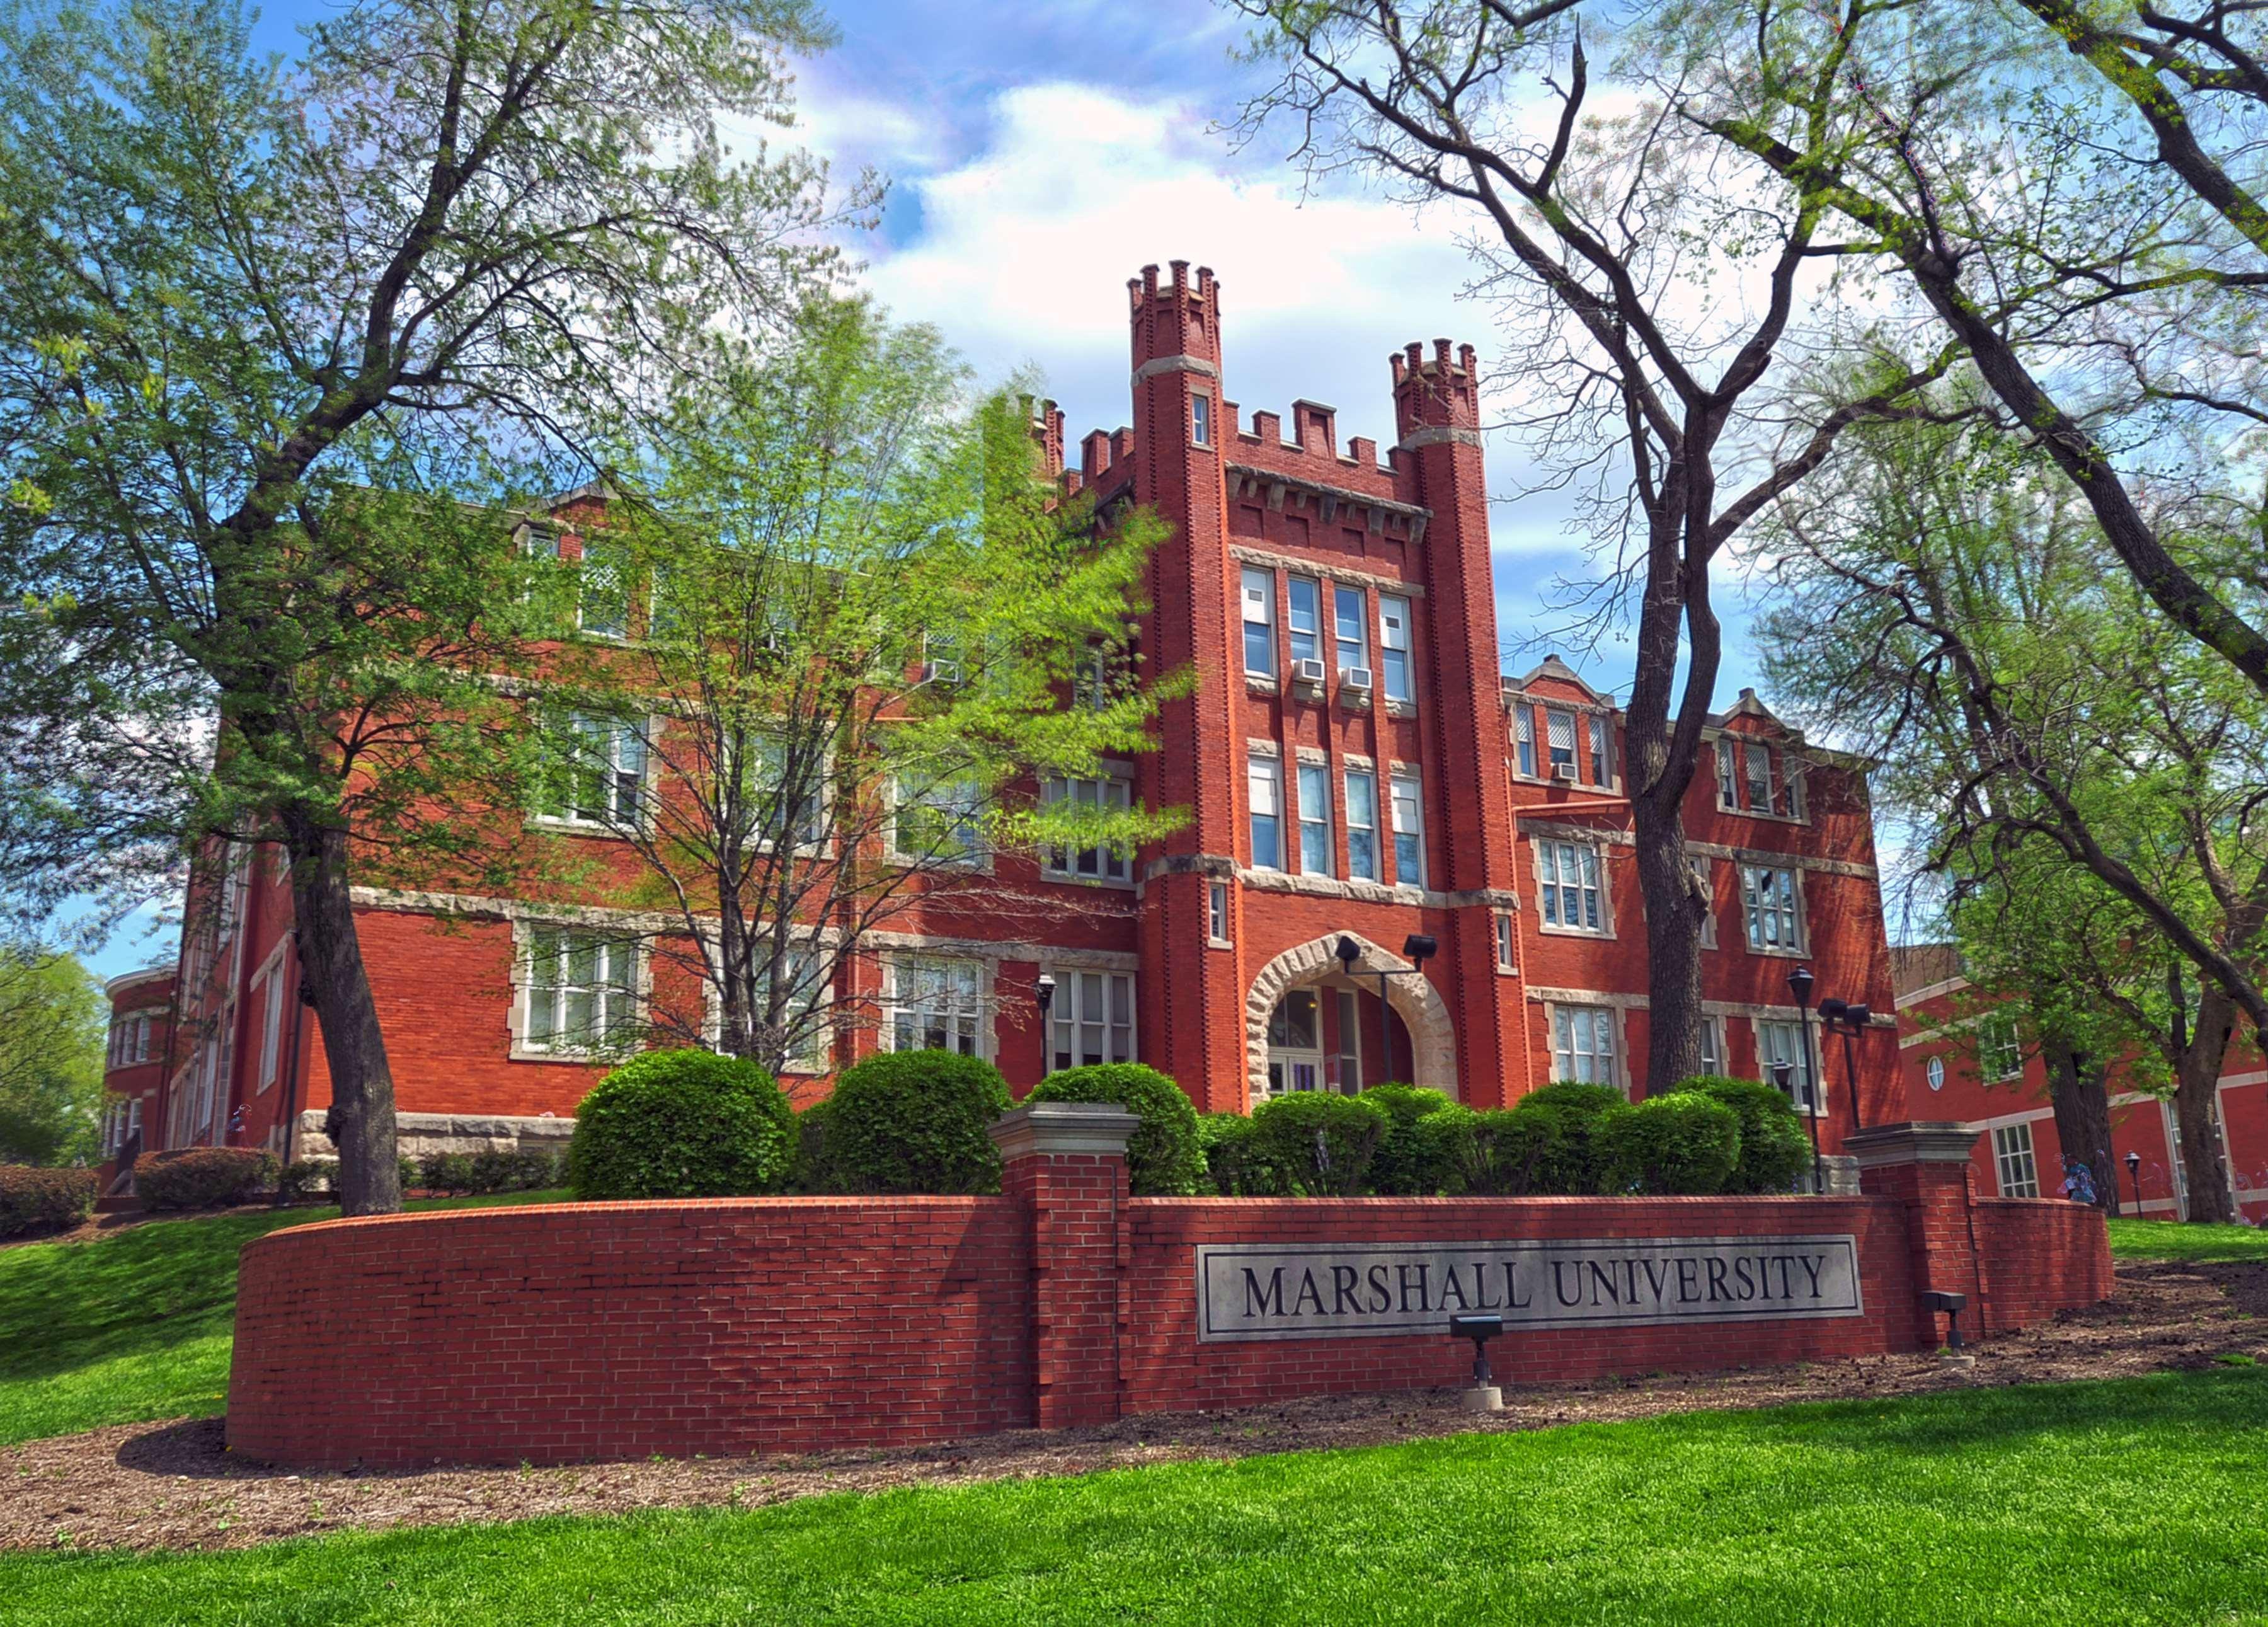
[280,808,401,1216]
[2044,1042,2119,1215]
[1634,796,1705,1095]
[2174,989,2238,1224]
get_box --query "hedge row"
[0,1165,98,1238]
[135,1148,277,1210]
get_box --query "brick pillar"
[990,1101,1139,1429]
[1848,1121,1988,1348]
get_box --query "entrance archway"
[1244,933,1457,1108]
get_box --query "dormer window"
[1546,709,1577,777]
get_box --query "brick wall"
[227,1112,2110,1471]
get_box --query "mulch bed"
[8,1260,2263,1555]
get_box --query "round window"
[1926,1056,1945,1092]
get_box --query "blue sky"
[88,0,1778,979]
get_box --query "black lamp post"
[1334,933,1438,1085]
[1787,965,1827,1193]
[1034,974,1057,1074]
[2126,1148,2144,1217]
[1817,997,1873,1132]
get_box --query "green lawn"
[0,1192,567,1447]
[4,1369,2264,1625]
[2107,1215,2268,1263]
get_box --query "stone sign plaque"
[1194,1234,1863,1343]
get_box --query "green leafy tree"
[527,298,1184,1071]
[0,950,105,1166]
[0,0,862,1212]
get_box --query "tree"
[529,299,1185,1072]
[1225,0,1942,1089]
[0,0,864,1212]
[0,949,105,1166]
[1757,408,2265,1220]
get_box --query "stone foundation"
[292,1110,574,1162]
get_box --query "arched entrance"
[1244,933,1457,1108]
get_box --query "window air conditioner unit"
[1294,657,1328,693]
[1343,665,1374,696]
[920,659,961,686]
[1551,761,1577,783]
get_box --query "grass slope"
[2107,1216,2268,1263]
[5,1369,2265,1625]
[0,1193,566,1446]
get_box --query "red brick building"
[1894,946,2268,1221]
[98,967,175,1173]
[149,260,1902,1168]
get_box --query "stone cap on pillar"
[988,1101,1142,1161]
[1843,1121,1981,1169]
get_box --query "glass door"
[1266,990,1323,1094]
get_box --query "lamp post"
[1034,974,1057,1076]
[2126,1148,2144,1217]
[1334,933,1438,1085]
[1787,965,1827,1193]
[1817,997,1873,1132]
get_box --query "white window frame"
[255,953,286,1093]
[1041,770,1134,885]
[1692,854,1719,949]
[1296,762,1333,878]
[1755,1017,1821,1115]
[706,938,833,1074]
[1247,754,1284,871]
[1379,594,1412,704]
[1287,577,1322,666]
[1545,709,1578,777]
[1716,740,1739,810]
[1514,706,1536,778]
[576,534,631,640]
[1494,911,1518,974]
[1536,839,1607,935]
[1700,1013,1726,1077]
[889,773,988,869]
[1980,1014,2024,1081]
[1993,1121,2041,1197]
[515,923,645,1060]
[1191,391,1212,447]
[1208,879,1232,948]
[537,709,650,831]
[1332,584,1368,674]
[1044,966,1137,1073]
[881,955,990,1059]
[742,732,831,852]
[1551,1003,1619,1088]
[1344,768,1378,882]
[1587,714,1613,788]
[1390,769,1425,888]
[1241,566,1276,678]
[1741,863,1806,955]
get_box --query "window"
[1248,756,1283,870]
[1716,742,1739,808]
[745,734,828,848]
[1757,1019,1818,1112]
[1288,577,1322,665]
[1545,710,1577,776]
[134,1012,152,1063]
[1334,990,1362,1091]
[1494,912,1517,974]
[1191,393,1211,446]
[1691,855,1718,948]
[541,711,646,827]
[1993,1122,2041,1197]
[1553,1004,1617,1086]
[1980,1014,2024,1081]
[742,944,830,1071]
[1297,763,1332,877]
[1700,1014,1724,1076]
[1926,1055,1946,1092]
[1241,567,1276,677]
[1208,880,1232,945]
[214,842,248,948]
[1043,774,1132,882]
[1742,865,1802,952]
[1345,769,1378,882]
[885,957,985,1056]
[1515,707,1535,777]
[1744,741,1774,814]
[1588,715,1612,786]
[1048,970,1135,1072]
[522,927,639,1055]
[1334,585,1368,674]
[1778,759,1805,819]
[1538,840,1603,931]
[1390,771,1424,887]
[1379,595,1412,703]
[256,967,285,1091]
[578,536,630,638]
[896,776,984,865]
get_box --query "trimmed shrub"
[1680,1076,1813,1194]
[398,1156,420,1195]
[1026,1064,1205,1196]
[1413,1103,1562,1197]
[823,1049,1012,1195]
[568,1049,795,1200]
[1243,1092,1391,1196]
[134,1148,278,1210]
[1513,1081,1627,1194]
[471,1146,563,1194]
[1354,1083,1457,1195]
[792,1096,834,1193]
[0,1164,98,1238]
[418,1151,478,1197]
[1196,1112,1259,1195]
[275,1159,337,1204]
[1596,1091,1742,1195]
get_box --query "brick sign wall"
[227,1108,2112,1469]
